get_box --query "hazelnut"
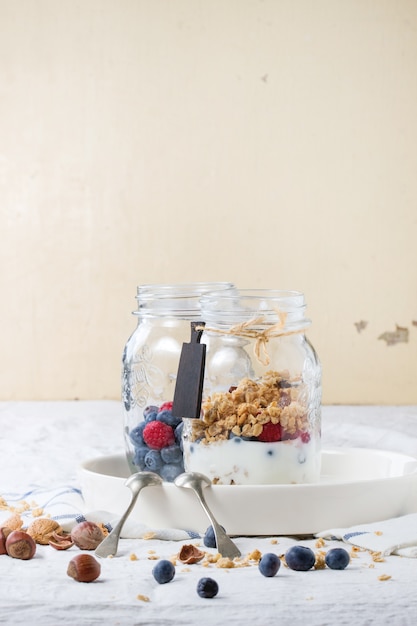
[27,518,62,545]
[5,530,36,560]
[0,528,7,555]
[67,554,101,582]
[71,521,104,550]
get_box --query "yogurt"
[182,370,321,485]
[183,433,321,485]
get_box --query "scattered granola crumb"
[31,508,44,518]
[147,555,159,560]
[270,538,278,545]
[378,574,392,581]
[143,532,156,540]
[247,549,262,562]
[216,557,235,568]
[315,537,326,548]
[129,553,138,561]
[314,550,326,570]
[375,531,383,536]
[205,553,221,563]
[137,594,150,602]
[371,551,385,563]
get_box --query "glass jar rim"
[200,288,310,330]
[133,282,234,318]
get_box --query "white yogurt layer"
[183,435,321,485]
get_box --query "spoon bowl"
[174,471,241,559]
[95,471,162,558]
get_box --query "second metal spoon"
[95,471,162,558]
[174,471,241,559]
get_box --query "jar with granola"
[182,289,322,485]
[122,282,233,482]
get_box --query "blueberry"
[132,445,149,469]
[174,421,184,447]
[152,559,175,584]
[144,405,159,418]
[258,553,281,577]
[144,449,163,471]
[203,525,226,549]
[196,577,219,598]
[161,444,183,464]
[129,423,146,445]
[285,545,316,571]
[157,410,182,428]
[160,463,184,482]
[325,548,350,570]
[144,411,158,423]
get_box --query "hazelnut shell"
[5,530,36,560]
[70,521,104,550]
[67,554,101,582]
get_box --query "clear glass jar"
[122,282,234,481]
[182,289,322,485]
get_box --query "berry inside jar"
[182,370,321,485]
[128,401,185,482]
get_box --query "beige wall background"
[1,0,416,403]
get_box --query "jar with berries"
[182,289,322,485]
[122,282,234,482]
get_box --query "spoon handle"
[94,490,141,558]
[194,485,241,560]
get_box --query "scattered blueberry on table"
[325,548,350,570]
[258,553,281,577]
[285,545,316,571]
[152,559,176,584]
[196,577,219,598]
[203,525,227,549]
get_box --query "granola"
[188,370,309,444]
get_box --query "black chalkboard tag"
[172,321,206,418]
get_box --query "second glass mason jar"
[182,289,322,485]
[122,282,233,481]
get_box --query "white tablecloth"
[1,401,417,625]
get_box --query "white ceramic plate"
[79,448,417,535]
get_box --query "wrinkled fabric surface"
[1,401,417,625]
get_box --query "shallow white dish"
[79,448,417,535]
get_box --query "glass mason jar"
[122,282,234,481]
[182,289,322,485]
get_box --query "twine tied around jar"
[197,309,308,366]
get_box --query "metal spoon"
[174,471,241,559]
[95,471,162,558]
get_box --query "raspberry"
[159,401,173,412]
[300,431,311,443]
[257,422,282,442]
[143,421,175,450]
